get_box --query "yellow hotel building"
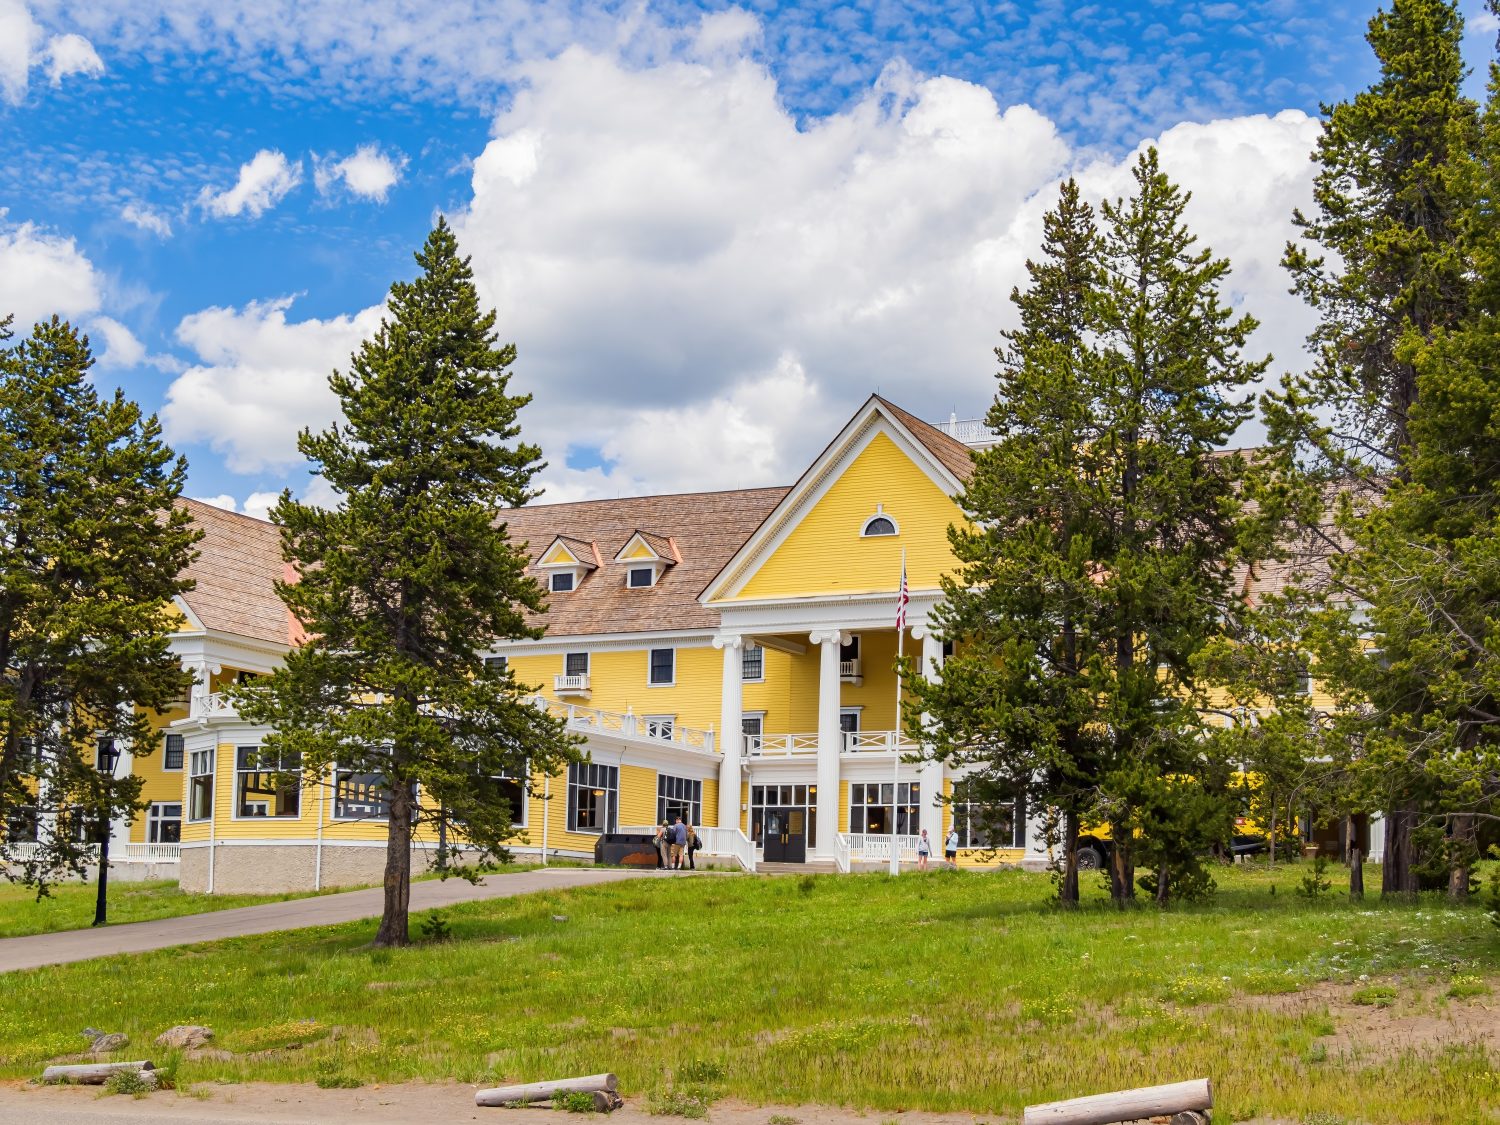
[6,395,1364,892]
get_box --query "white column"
[714,635,744,834]
[109,744,133,853]
[915,625,945,843]
[811,630,847,857]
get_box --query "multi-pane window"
[1293,657,1312,696]
[839,709,860,747]
[95,736,117,772]
[188,749,215,821]
[551,571,575,592]
[146,802,182,844]
[4,806,38,843]
[849,781,920,836]
[334,770,391,820]
[234,746,301,818]
[949,780,1026,848]
[749,783,817,849]
[741,644,764,682]
[657,775,702,826]
[648,647,675,685]
[643,715,675,740]
[567,762,618,833]
[482,655,508,677]
[741,713,764,753]
[565,652,589,677]
[862,516,896,536]
[628,567,654,588]
[162,732,185,771]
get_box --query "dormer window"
[537,535,597,593]
[551,571,575,593]
[628,566,655,588]
[861,506,898,537]
[614,530,678,589]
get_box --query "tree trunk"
[1447,813,1474,902]
[374,782,414,947]
[1108,820,1134,906]
[1059,809,1080,907]
[1268,802,1277,866]
[1381,803,1418,900]
[1349,846,1364,899]
[1155,860,1170,907]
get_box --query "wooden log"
[40,1061,156,1085]
[475,1073,619,1108]
[1023,1078,1212,1125]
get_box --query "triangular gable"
[538,536,599,569]
[701,396,969,604]
[614,531,680,565]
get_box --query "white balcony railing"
[554,673,591,695]
[842,730,919,754]
[747,730,918,756]
[525,695,716,753]
[191,690,239,720]
[839,658,862,681]
[747,733,820,757]
[932,416,1001,447]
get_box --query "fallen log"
[1023,1078,1212,1125]
[476,1073,619,1108]
[40,1061,157,1086]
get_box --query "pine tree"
[233,220,577,946]
[911,156,1265,908]
[1269,0,1482,898]
[0,316,200,889]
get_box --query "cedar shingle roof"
[177,498,292,646]
[502,487,790,636]
[875,396,975,482]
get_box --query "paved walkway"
[0,867,671,974]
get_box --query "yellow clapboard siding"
[729,430,966,602]
[619,764,657,827]
[130,704,189,842]
[837,781,850,833]
[701,778,718,829]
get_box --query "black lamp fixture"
[92,737,120,927]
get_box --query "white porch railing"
[933,416,1001,447]
[842,730,919,753]
[748,730,918,757]
[526,696,717,753]
[195,691,238,719]
[833,832,851,873]
[845,833,920,863]
[2,841,180,864]
[554,673,591,694]
[697,826,757,873]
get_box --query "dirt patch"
[1245,978,1500,1061]
[0,1081,1006,1125]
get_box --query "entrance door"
[763,807,806,863]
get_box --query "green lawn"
[0,865,1496,1123]
[0,879,354,939]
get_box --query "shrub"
[103,1069,154,1098]
[1297,856,1332,899]
[1446,975,1490,1000]
[553,1090,599,1113]
[1351,984,1397,1008]
[418,909,453,943]
[649,1087,715,1118]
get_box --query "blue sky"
[1,1,1496,511]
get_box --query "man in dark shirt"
[671,816,688,869]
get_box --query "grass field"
[0,864,1496,1123]
[0,879,350,939]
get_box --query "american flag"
[895,555,909,630]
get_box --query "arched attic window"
[861,509,898,537]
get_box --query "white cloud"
[448,45,1319,500]
[241,490,281,522]
[43,31,101,84]
[0,218,102,325]
[193,494,238,513]
[121,201,171,238]
[0,0,42,104]
[199,149,302,219]
[162,296,386,473]
[89,315,144,368]
[314,144,405,202]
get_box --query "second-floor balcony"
[747,730,918,757]
[839,658,862,683]
[554,673,591,696]
[526,695,716,754]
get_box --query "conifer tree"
[1268,0,1482,897]
[234,219,576,946]
[911,156,1265,907]
[0,316,200,889]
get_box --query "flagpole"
[891,548,905,877]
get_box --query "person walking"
[944,825,959,868]
[670,816,688,870]
[654,821,670,869]
[686,824,700,870]
[916,828,931,872]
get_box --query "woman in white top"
[916,828,931,871]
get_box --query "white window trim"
[231,745,303,822]
[643,714,677,740]
[187,748,215,823]
[741,643,765,683]
[566,762,619,834]
[550,571,577,593]
[627,565,658,589]
[860,506,900,537]
[331,766,391,822]
[161,732,185,772]
[647,646,676,687]
[564,651,590,677]
[146,802,182,844]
